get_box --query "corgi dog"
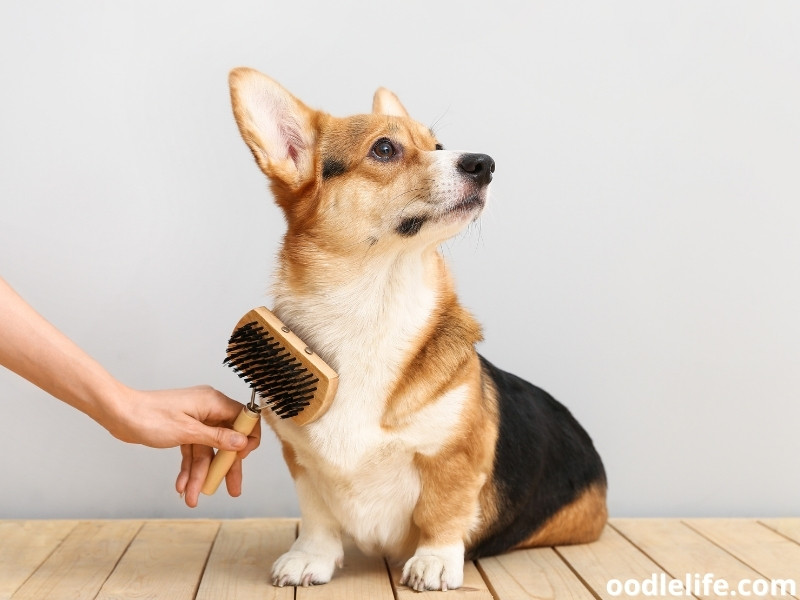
[228,67,607,592]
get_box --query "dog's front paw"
[271,550,343,587]
[400,545,464,592]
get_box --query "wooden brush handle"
[200,406,260,496]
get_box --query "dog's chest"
[272,261,440,463]
[273,377,420,554]
[293,421,422,555]
[272,369,469,555]
[273,290,462,468]
[269,258,464,552]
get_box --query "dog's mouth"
[395,192,486,238]
[442,192,485,218]
[446,193,486,214]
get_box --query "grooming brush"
[201,306,339,495]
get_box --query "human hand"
[103,385,261,506]
[172,388,261,507]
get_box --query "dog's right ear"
[229,68,317,189]
[372,87,409,118]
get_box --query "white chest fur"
[268,250,466,555]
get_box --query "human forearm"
[0,277,124,426]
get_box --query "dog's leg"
[400,451,484,592]
[271,474,343,587]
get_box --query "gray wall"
[1,1,798,519]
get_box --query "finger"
[213,425,249,452]
[238,436,259,460]
[185,420,248,453]
[176,445,192,495]
[225,456,243,497]
[238,420,262,460]
[184,444,214,508]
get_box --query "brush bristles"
[224,321,318,418]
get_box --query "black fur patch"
[396,216,426,237]
[322,158,347,180]
[465,356,607,559]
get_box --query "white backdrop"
[1,1,798,519]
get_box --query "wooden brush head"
[224,306,338,425]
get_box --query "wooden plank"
[297,537,394,600]
[760,518,800,545]
[4,518,799,600]
[477,547,595,600]
[11,521,141,600]
[95,520,219,600]
[685,519,800,581]
[613,518,791,600]
[0,520,77,600]
[389,559,493,599]
[556,525,678,600]
[196,518,296,600]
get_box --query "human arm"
[0,277,260,501]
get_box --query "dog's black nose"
[457,153,495,186]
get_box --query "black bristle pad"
[224,322,318,418]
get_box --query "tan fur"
[471,362,504,542]
[382,255,483,428]
[280,440,304,480]
[514,482,608,548]
[410,351,497,545]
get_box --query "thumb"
[201,425,248,451]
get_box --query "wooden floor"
[1,519,798,599]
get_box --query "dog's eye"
[371,138,396,161]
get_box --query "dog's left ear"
[372,87,409,118]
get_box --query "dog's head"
[229,67,494,253]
